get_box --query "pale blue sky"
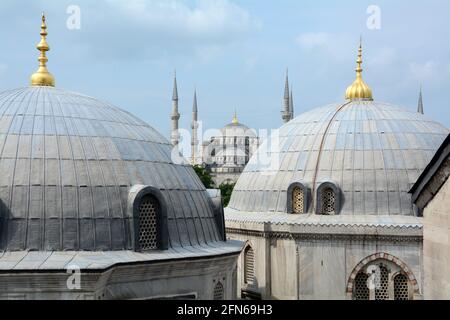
[1,0,449,141]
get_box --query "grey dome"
[228,100,449,215]
[221,122,256,136]
[0,86,221,251]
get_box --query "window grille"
[375,265,389,300]
[394,273,409,300]
[292,186,304,214]
[322,187,336,215]
[138,195,159,250]
[213,282,224,300]
[353,272,370,300]
[244,247,255,284]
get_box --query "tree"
[219,182,235,207]
[192,165,214,189]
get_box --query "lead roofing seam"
[45,87,65,250]
[63,89,98,249]
[310,101,353,213]
[0,87,29,250]
[6,87,36,251]
[52,89,81,250]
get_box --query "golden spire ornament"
[345,39,372,100]
[30,13,55,87]
[232,109,239,124]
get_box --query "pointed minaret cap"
[284,69,290,100]
[172,70,178,101]
[192,90,198,113]
[30,13,55,87]
[345,38,372,101]
[417,86,424,114]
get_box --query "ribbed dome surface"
[0,86,220,251]
[228,100,448,215]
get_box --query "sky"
[1,0,449,145]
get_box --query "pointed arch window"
[394,273,409,300]
[351,259,414,300]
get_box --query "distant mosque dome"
[220,112,257,137]
[201,112,259,186]
[228,43,448,216]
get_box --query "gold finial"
[232,109,238,124]
[345,38,372,100]
[30,12,55,87]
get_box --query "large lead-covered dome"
[0,86,221,251]
[228,100,448,215]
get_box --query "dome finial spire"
[345,38,372,101]
[232,108,238,124]
[30,12,55,87]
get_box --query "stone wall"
[227,228,423,300]
[423,176,450,299]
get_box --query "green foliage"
[219,182,235,207]
[193,165,214,189]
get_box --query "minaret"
[289,87,294,120]
[170,71,180,146]
[30,13,55,87]
[417,86,424,114]
[191,90,199,165]
[281,69,291,123]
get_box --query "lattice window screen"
[244,247,255,284]
[322,187,336,215]
[138,195,158,250]
[394,273,409,300]
[375,265,389,300]
[353,272,370,300]
[213,282,224,300]
[292,187,304,214]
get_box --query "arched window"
[394,273,409,300]
[244,246,255,285]
[316,182,340,215]
[350,258,414,300]
[138,194,160,250]
[287,182,309,214]
[353,272,369,300]
[213,281,224,300]
[129,185,169,252]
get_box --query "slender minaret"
[170,71,180,146]
[281,69,291,123]
[191,90,199,165]
[289,87,294,120]
[417,86,424,114]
